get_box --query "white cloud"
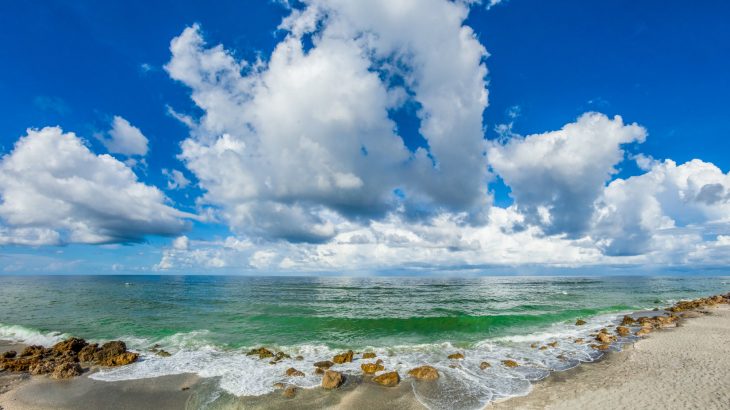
[0,127,192,245]
[489,113,647,236]
[162,168,191,190]
[98,116,149,156]
[166,0,490,242]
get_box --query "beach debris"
[321,370,345,389]
[314,360,334,369]
[447,352,464,360]
[246,347,274,359]
[282,385,297,398]
[0,351,16,359]
[575,319,587,326]
[408,365,439,380]
[372,371,400,387]
[51,362,82,379]
[480,361,491,370]
[285,367,305,377]
[502,360,519,368]
[362,352,377,359]
[361,360,384,374]
[332,350,354,364]
[616,326,631,336]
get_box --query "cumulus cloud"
[162,168,191,190]
[166,0,490,242]
[0,127,192,245]
[98,116,149,156]
[489,113,647,236]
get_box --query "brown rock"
[361,361,385,374]
[246,347,274,359]
[29,360,56,375]
[595,332,615,344]
[372,371,400,387]
[273,382,286,389]
[539,346,548,350]
[447,352,464,360]
[332,350,354,364]
[590,343,610,351]
[157,350,172,357]
[286,367,305,377]
[314,360,334,369]
[621,315,635,326]
[636,328,651,337]
[101,352,139,367]
[321,370,345,389]
[362,352,377,359]
[616,326,630,336]
[479,361,491,370]
[20,345,46,358]
[530,343,538,348]
[295,355,304,361]
[575,319,587,326]
[282,386,297,398]
[574,338,584,344]
[52,337,88,354]
[408,365,439,380]
[78,344,99,362]
[502,360,519,368]
[51,362,83,379]
[1,351,16,359]
[315,367,325,375]
[94,341,127,363]
[547,341,558,348]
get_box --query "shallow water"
[1,275,728,409]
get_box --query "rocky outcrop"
[285,367,305,377]
[621,315,635,326]
[447,352,464,360]
[408,365,439,380]
[78,344,99,362]
[321,370,345,389]
[595,330,616,344]
[575,319,587,326]
[1,351,16,359]
[502,360,519,368]
[246,347,274,359]
[361,360,384,374]
[52,337,87,354]
[332,350,354,364]
[362,352,377,359]
[372,371,400,387]
[51,362,82,379]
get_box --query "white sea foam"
[0,323,67,346]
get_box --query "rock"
[282,386,297,398]
[530,343,538,348]
[273,382,286,389]
[361,361,385,374]
[94,341,127,363]
[575,319,587,326]
[321,370,345,389]
[286,367,305,377]
[246,347,274,359]
[408,365,439,380]
[29,360,56,375]
[636,328,651,337]
[314,360,334,369]
[447,352,464,360]
[20,345,46,358]
[372,371,400,387]
[621,315,635,326]
[52,337,88,354]
[362,352,377,359]
[157,350,172,357]
[502,360,519,368]
[100,352,139,367]
[595,331,615,344]
[332,350,354,364]
[539,346,548,350]
[479,361,491,370]
[616,326,630,336]
[547,341,558,347]
[51,362,82,379]
[315,367,325,375]
[274,352,291,361]
[574,338,584,344]
[1,357,34,372]
[78,344,99,362]
[295,355,304,361]
[1,351,16,359]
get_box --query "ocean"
[1,275,728,409]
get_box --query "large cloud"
[98,116,149,157]
[0,127,192,245]
[489,113,647,236]
[166,0,490,242]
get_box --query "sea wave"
[0,323,68,346]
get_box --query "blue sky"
[1,0,729,274]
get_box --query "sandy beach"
[1,304,729,410]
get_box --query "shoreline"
[1,297,729,409]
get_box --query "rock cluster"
[332,350,354,364]
[0,337,138,379]
[361,360,384,374]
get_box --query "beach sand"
[1,305,728,410]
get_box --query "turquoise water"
[1,275,728,408]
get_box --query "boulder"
[479,361,491,370]
[620,315,635,326]
[282,386,297,398]
[273,382,286,389]
[616,326,630,336]
[636,328,651,337]
[530,343,538,349]
[362,352,377,359]
[574,338,584,344]
[595,332,615,344]
[1,351,16,359]
[361,361,385,374]
[295,355,304,361]
[314,360,334,369]
[321,370,345,389]
[157,350,172,357]
[575,319,587,326]
[332,350,354,364]
[29,360,56,375]
[51,362,83,379]
[285,367,305,377]
[447,352,464,360]
[547,341,558,348]
[20,345,47,358]
[78,344,99,362]
[100,352,139,367]
[372,371,400,387]
[590,343,610,351]
[408,365,439,380]
[52,337,88,354]
[315,367,325,375]
[246,347,274,359]
[501,360,519,368]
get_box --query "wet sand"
[1,305,729,410]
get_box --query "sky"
[1,0,729,275]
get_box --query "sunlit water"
[1,275,728,409]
